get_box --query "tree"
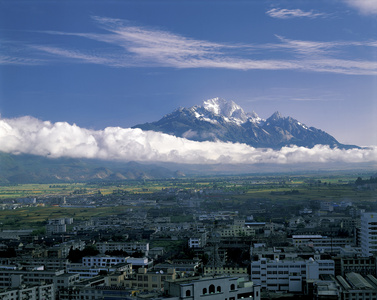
[67,245,100,263]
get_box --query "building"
[203,264,248,277]
[188,233,207,248]
[67,262,132,280]
[163,276,261,300]
[96,241,149,255]
[250,257,335,293]
[49,240,86,258]
[12,257,70,271]
[291,234,354,253]
[0,283,55,300]
[333,256,377,276]
[82,255,127,267]
[219,219,256,238]
[337,272,377,300]
[46,218,67,235]
[361,212,377,257]
[122,267,177,292]
[58,276,107,300]
[154,259,200,275]
[0,266,65,289]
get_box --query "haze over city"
[1,0,377,166]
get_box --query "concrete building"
[219,219,256,238]
[154,259,200,275]
[0,266,65,289]
[58,276,107,300]
[121,267,177,292]
[250,257,335,293]
[203,264,248,277]
[333,256,377,276]
[337,272,377,300]
[188,233,207,248]
[49,240,85,258]
[291,234,354,253]
[361,212,377,257]
[163,276,261,300]
[82,255,127,267]
[96,241,149,255]
[0,283,55,300]
[67,262,132,280]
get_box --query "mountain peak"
[200,97,260,125]
[133,97,355,149]
[268,111,283,121]
[204,97,244,117]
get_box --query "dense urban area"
[0,172,377,300]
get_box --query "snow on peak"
[201,97,247,124]
[200,97,263,125]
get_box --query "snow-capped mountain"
[133,97,356,149]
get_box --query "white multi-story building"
[361,212,377,257]
[96,241,149,255]
[250,257,335,293]
[82,255,126,267]
[46,218,74,235]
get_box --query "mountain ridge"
[134,97,357,149]
[0,152,182,184]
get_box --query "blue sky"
[1,0,377,151]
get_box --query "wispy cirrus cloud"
[266,8,326,19]
[2,16,377,75]
[343,0,377,15]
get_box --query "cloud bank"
[1,116,376,165]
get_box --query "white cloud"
[2,16,377,75]
[343,0,377,15]
[266,8,326,19]
[1,116,376,165]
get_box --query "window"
[186,290,191,297]
[217,286,221,292]
[203,288,207,294]
[230,284,235,291]
[209,284,215,293]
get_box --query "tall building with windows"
[361,212,377,257]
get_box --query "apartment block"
[250,257,335,293]
[361,212,377,257]
[82,255,127,267]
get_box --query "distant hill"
[0,152,182,184]
[133,97,358,149]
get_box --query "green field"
[0,205,131,231]
[0,172,375,231]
